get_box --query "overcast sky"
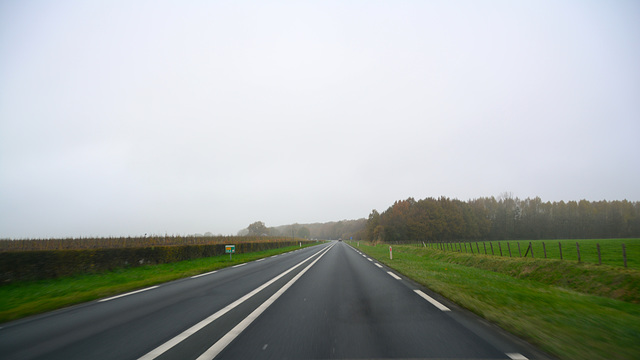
[1,1,639,239]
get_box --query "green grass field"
[0,243,320,324]
[430,238,640,269]
[354,241,640,360]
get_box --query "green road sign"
[225,245,235,254]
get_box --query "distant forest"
[364,195,640,242]
[239,219,367,241]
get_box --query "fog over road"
[0,242,551,359]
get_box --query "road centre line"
[196,243,334,359]
[414,290,451,311]
[137,244,333,360]
[191,270,218,279]
[99,286,160,303]
[387,271,402,280]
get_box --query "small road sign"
[226,245,235,260]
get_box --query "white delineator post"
[389,246,393,260]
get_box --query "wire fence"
[421,239,637,269]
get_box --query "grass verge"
[353,242,640,360]
[0,243,320,323]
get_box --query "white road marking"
[256,258,265,262]
[374,263,383,268]
[195,244,334,360]
[414,290,451,311]
[137,244,333,360]
[506,353,528,360]
[191,270,218,279]
[99,286,160,302]
[367,258,373,262]
[387,271,401,280]
[232,263,246,268]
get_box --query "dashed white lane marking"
[232,263,247,268]
[191,270,218,279]
[414,290,451,311]
[374,263,383,268]
[506,353,528,360]
[256,259,265,262]
[367,258,373,262]
[387,271,401,280]
[99,286,160,302]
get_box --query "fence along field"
[424,238,639,269]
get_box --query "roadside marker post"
[389,246,393,260]
[225,245,236,260]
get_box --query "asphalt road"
[0,241,552,360]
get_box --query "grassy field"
[0,243,320,323]
[353,241,640,360]
[429,238,639,269]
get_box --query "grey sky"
[1,1,639,239]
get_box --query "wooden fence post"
[470,242,474,254]
[622,243,627,268]
[597,243,601,265]
[490,242,494,255]
[484,242,487,255]
[543,242,547,259]
[499,242,503,256]
[576,242,581,262]
[507,242,512,257]
[559,242,563,260]
[518,242,522,257]
[476,242,480,254]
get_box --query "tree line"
[241,219,367,240]
[364,195,640,243]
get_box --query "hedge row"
[0,241,307,282]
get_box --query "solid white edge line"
[414,290,451,311]
[137,244,333,360]
[387,271,401,280]
[99,286,160,302]
[506,353,528,360]
[196,244,334,360]
[374,263,383,268]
